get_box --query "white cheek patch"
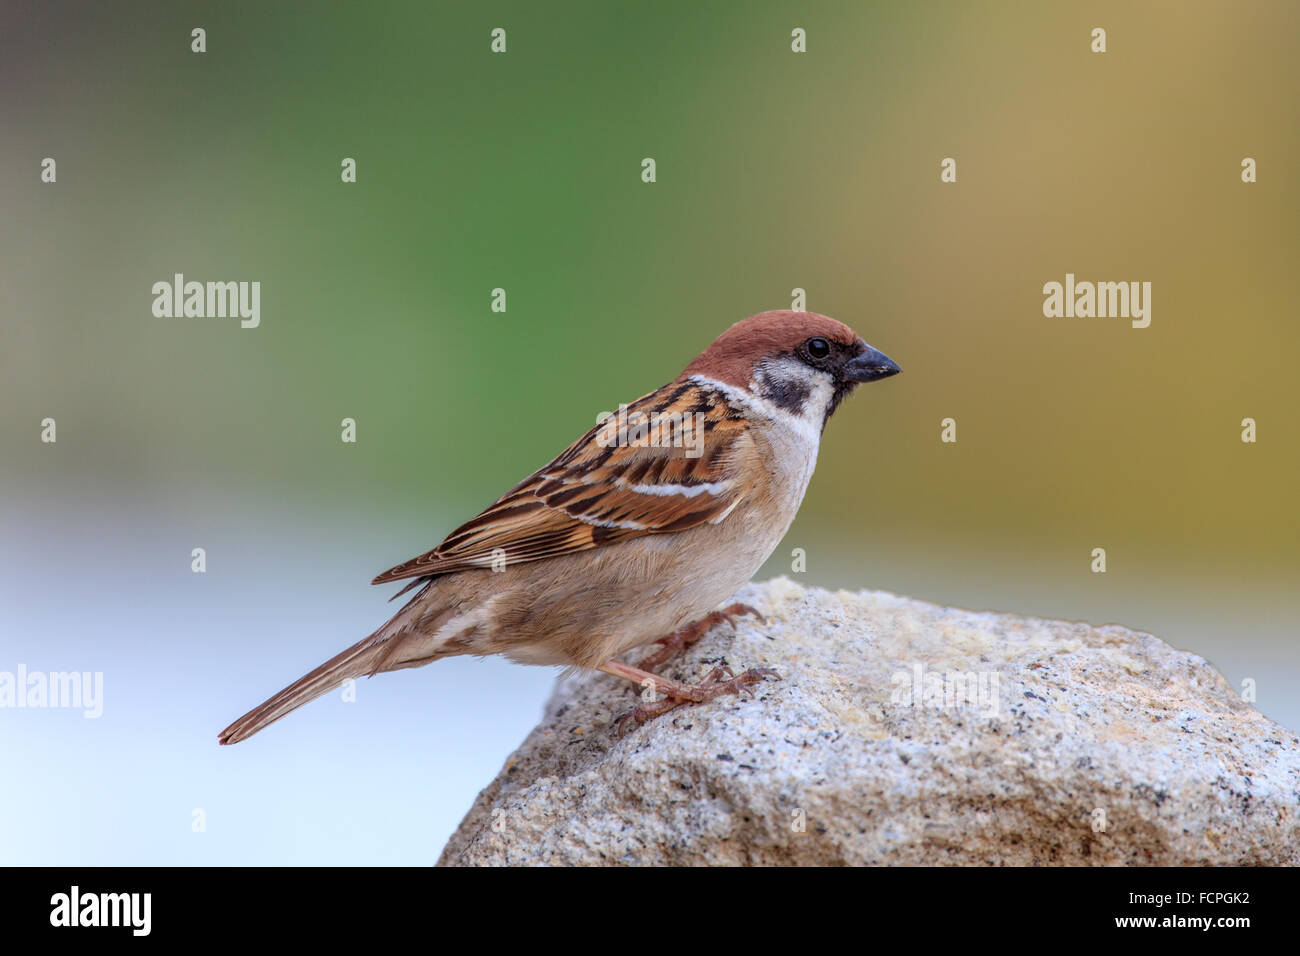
[752,359,835,424]
[689,372,827,447]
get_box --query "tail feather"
[219,633,388,745]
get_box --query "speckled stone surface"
[437,578,1299,866]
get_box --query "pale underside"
[370,370,829,670]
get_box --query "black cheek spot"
[762,378,811,415]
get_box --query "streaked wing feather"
[372,380,754,584]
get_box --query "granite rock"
[437,578,1299,865]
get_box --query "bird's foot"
[599,659,778,736]
[635,603,763,674]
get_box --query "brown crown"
[680,310,861,388]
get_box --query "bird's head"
[682,310,901,426]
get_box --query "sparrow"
[218,310,900,744]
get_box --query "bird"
[218,310,900,744]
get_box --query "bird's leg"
[600,658,778,736]
[635,603,763,674]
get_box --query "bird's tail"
[218,631,392,746]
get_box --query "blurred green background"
[1,1,1296,863]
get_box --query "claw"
[611,665,780,735]
[718,603,763,629]
[698,664,734,685]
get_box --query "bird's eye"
[805,337,831,360]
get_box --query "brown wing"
[371,378,757,586]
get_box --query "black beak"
[843,344,901,384]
